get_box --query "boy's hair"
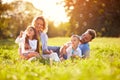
[86,29,96,40]
[71,34,80,41]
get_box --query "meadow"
[0,37,120,80]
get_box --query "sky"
[2,0,69,26]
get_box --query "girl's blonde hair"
[32,16,48,33]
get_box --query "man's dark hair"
[87,29,96,40]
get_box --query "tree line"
[0,0,120,39]
[64,0,120,37]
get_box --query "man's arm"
[82,50,90,58]
[79,43,90,59]
[59,41,71,55]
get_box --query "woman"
[32,16,60,61]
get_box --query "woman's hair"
[25,26,40,53]
[32,16,48,33]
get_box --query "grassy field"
[0,37,120,80]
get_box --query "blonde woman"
[32,16,60,61]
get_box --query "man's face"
[80,32,92,43]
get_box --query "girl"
[15,26,40,60]
[32,16,60,62]
[60,35,82,60]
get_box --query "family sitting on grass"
[15,16,96,63]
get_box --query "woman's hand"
[43,49,53,54]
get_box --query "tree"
[0,0,13,39]
[0,0,42,39]
[64,0,120,37]
[9,1,42,38]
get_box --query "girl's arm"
[15,31,25,43]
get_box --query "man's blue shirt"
[79,43,90,57]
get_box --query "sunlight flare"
[30,0,69,26]
[2,0,69,26]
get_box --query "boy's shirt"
[66,45,82,59]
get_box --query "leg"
[50,52,60,62]
[48,46,60,56]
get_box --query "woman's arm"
[40,32,52,54]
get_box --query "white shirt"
[15,33,37,54]
[66,45,82,59]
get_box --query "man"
[79,29,96,58]
[60,29,96,59]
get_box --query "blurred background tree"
[0,0,120,39]
[9,1,42,38]
[0,0,42,39]
[64,0,120,37]
[48,21,70,37]
[0,0,12,39]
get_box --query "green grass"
[0,37,120,80]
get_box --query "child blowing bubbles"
[60,35,82,60]
[15,26,40,60]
